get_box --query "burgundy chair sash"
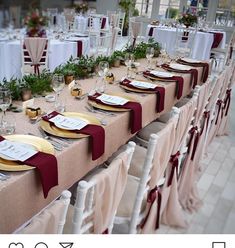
[215,99,223,125]
[168,151,180,187]
[31,64,40,75]
[211,32,223,49]
[187,126,198,154]
[77,40,83,57]
[140,186,162,230]
[148,27,154,36]
[223,89,232,116]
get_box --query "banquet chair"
[174,26,197,58]
[129,19,143,48]
[9,5,21,28]
[21,37,49,76]
[64,8,75,31]
[210,30,235,71]
[135,90,199,228]
[117,11,125,37]
[16,190,71,234]
[64,141,135,234]
[107,111,179,233]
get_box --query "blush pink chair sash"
[93,152,129,233]
[18,200,64,234]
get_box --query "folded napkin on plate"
[177,59,209,83]
[161,63,198,89]
[42,111,105,161]
[88,93,142,134]
[120,78,165,113]
[143,70,184,100]
[0,136,58,198]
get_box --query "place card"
[149,70,173,78]
[49,114,88,130]
[130,80,156,89]
[97,94,129,106]
[0,140,37,162]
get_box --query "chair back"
[175,26,197,57]
[72,141,135,234]
[117,11,125,36]
[16,190,71,234]
[21,37,49,75]
[9,6,21,28]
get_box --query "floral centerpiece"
[178,13,198,27]
[75,3,88,14]
[23,9,48,37]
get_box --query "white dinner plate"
[181,58,201,63]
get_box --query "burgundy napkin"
[0,136,58,198]
[42,111,105,161]
[143,70,184,100]
[88,93,142,134]
[77,40,83,57]
[210,32,223,49]
[161,63,198,89]
[177,59,209,83]
[120,78,165,113]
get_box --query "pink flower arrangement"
[178,13,198,27]
[24,9,48,37]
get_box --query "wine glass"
[146,47,154,69]
[51,74,65,112]
[0,89,12,130]
[97,61,109,93]
[124,53,134,78]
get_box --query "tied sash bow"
[187,126,198,154]
[140,186,162,230]
[223,89,232,116]
[31,64,40,75]
[215,99,223,125]
[167,151,180,187]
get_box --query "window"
[186,0,210,21]
[159,0,180,19]
[215,0,235,27]
[135,0,154,17]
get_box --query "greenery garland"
[1,39,161,100]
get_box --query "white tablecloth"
[0,38,90,81]
[146,25,226,60]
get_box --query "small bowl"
[45,95,55,102]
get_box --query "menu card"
[49,115,88,130]
[97,94,129,105]
[130,80,156,89]
[0,140,37,162]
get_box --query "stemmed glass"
[96,61,109,93]
[146,47,154,69]
[51,74,65,112]
[124,53,134,78]
[0,89,12,130]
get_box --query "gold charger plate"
[120,84,157,94]
[40,112,101,139]
[88,92,137,112]
[0,135,54,171]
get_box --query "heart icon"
[8,243,24,248]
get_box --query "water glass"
[146,47,154,69]
[51,74,65,112]
[124,53,134,78]
[0,89,12,127]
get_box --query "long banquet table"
[0,37,90,81]
[0,59,207,233]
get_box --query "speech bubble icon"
[34,242,48,248]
